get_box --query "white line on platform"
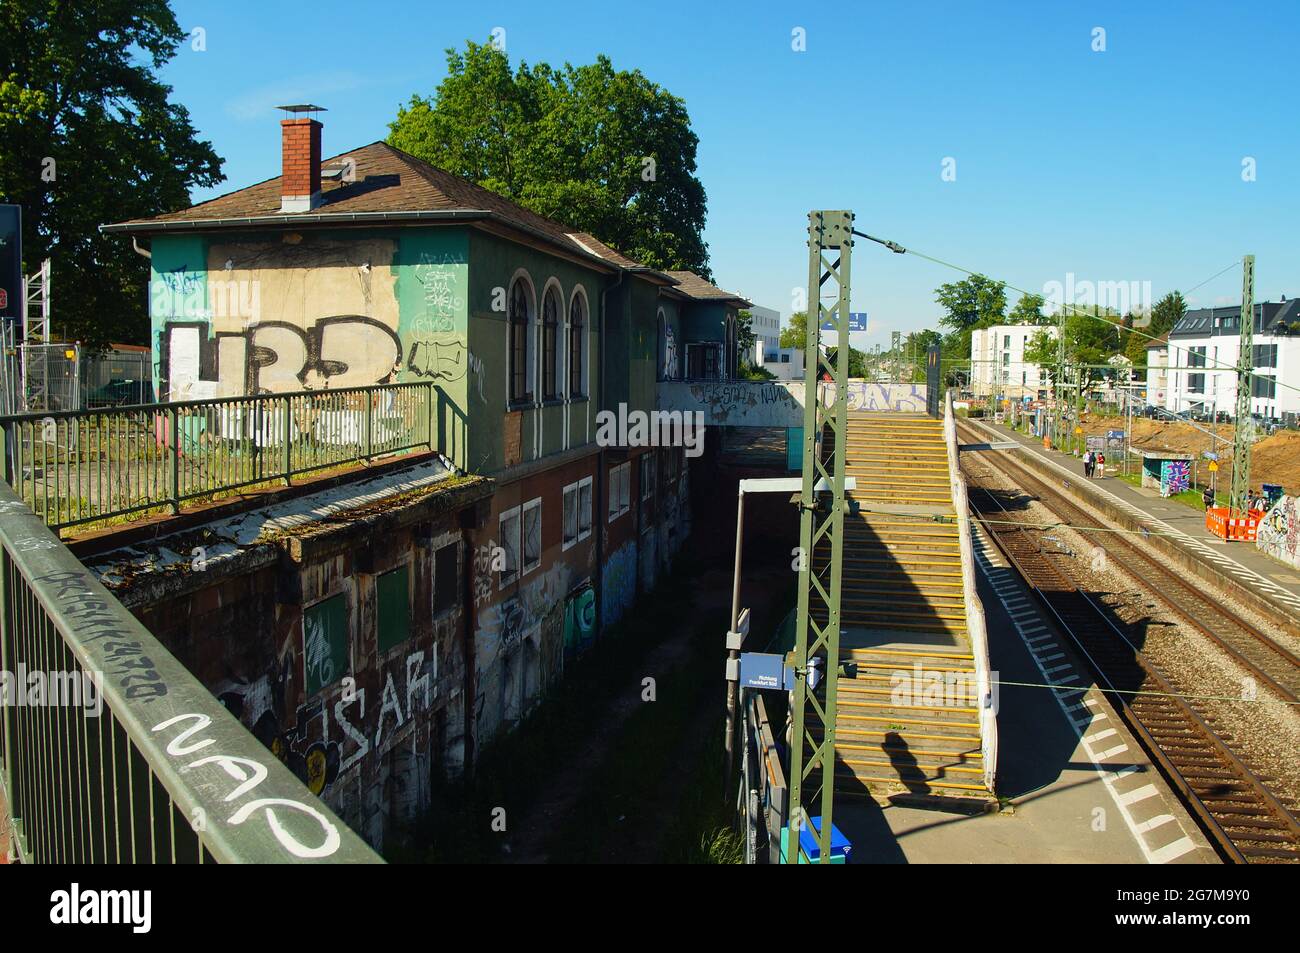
[972,522,1202,865]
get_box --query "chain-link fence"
[0,339,156,414]
[81,348,154,408]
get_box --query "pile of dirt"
[1071,412,1299,494]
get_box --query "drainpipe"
[595,268,625,636]
[132,237,151,259]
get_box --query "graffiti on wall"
[602,540,637,627]
[563,579,596,658]
[662,324,678,381]
[1257,496,1300,569]
[1160,459,1190,497]
[662,380,928,427]
[406,252,467,384]
[216,645,436,800]
[841,382,927,413]
[157,237,405,399]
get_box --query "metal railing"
[0,382,438,532]
[0,480,382,863]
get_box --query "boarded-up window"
[522,497,542,574]
[499,507,521,588]
[304,593,349,696]
[608,462,631,521]
[377,566,410,653]
[434,542,458,614]
[562,476,593,550]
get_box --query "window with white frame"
[498,506,521,589]
[521,497,542,575]
[562,476,594,550]
[640,453,655,500]
[639,453,655,528]
[608,462,630,521]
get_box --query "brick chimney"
[278,108,323,212]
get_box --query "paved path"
[834,536,1215,864]
[967,418,1300,616]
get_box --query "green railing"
[0,382,438,532]
[0,480,382,863]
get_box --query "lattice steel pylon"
[1229,254,1255,516]
[786,210,852,863]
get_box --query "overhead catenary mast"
[1229,255,1255,516]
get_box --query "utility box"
[779,816,852,863]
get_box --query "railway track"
[957,430,1300,863]
[957,424,1300,706]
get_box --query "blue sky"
[165,0,1298,348]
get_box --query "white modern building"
[1162,299,1300,422]
[760,346,805,381]
[970,324,1058,399]
[749,304,781,365]
[1144,332,1170,408]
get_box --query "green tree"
[779,310,808,349]
[934,274,1007,367]
[736,309,756,368]
[1147,291,1187,339]
[1008,292,1051,326]
[935,275,1008,332]
[390,42,709,275]
[825,345,868,379]
[0,0,224,348]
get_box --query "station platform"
[833,531,1216,864]
[964,418,1300,618]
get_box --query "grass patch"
[387,552,707,863]
[546,583,794,864]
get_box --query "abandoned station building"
[96,111,751,846]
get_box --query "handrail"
[0,382,439,532]
[0,480,383,863]
[943,391,998,794]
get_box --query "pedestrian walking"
[1096,451,1105,478]
[1202,486,1215,510]
[1082,450,1093,479]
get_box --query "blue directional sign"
[820,312,868,332]
[739,652,794,691]
[1106,430,1125,440]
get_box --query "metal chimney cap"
[275,104,328,114]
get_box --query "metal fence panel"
[0,382,438,532]
[0,481,382,863]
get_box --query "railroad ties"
[958,422,1300,863]
[812,412,993,807]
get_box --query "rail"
[0,382,439,532]
[0,480,382,863]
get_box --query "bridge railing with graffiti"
[657,379,928,428]
[0,382,438,533]
[0,481,382,863]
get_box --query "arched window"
[569,292,586,398]
[657,309,667,382]
[542,286,560,400]
[509,279,532,403]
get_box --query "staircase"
[813,412,991,803]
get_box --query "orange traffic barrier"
[1205,506,1264,541]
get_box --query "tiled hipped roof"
[102,141,676,281]
[664,270,752,307]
